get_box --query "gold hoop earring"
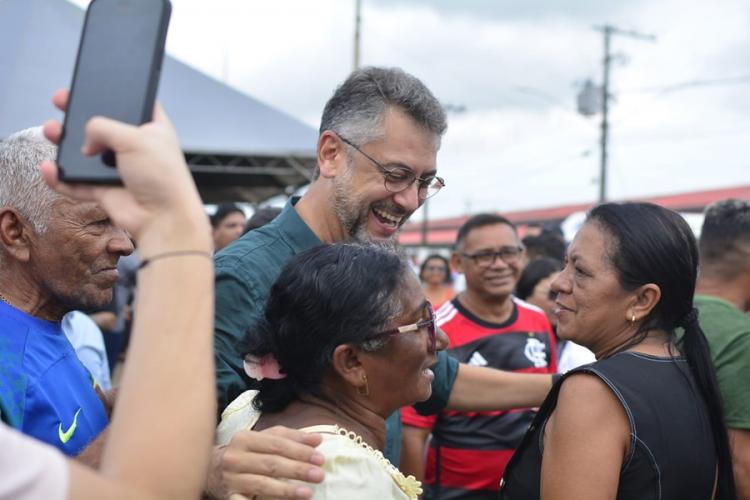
[357,373,369,397]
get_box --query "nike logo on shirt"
[58,408,81,444]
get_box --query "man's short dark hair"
[211,203,244,228]
[522,230,567,262]
[516,257,563,301]
[455,213,516,248]
[244,207,282,234]
[699,199,750,281]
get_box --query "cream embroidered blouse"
[217,390,422,500]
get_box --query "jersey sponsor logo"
[524,338,548,368]
[58,408,81,444]
[467,351,488,367]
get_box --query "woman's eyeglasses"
[365,302,437,352]
[424,265,448,273]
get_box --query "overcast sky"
[70,0,750,219]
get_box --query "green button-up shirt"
[213,198,458,464]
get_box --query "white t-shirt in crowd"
[557,340,597,373]
[0,422,68,499]
[62,311,112,390]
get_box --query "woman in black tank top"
[499,203,736,499]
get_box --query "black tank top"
[500,352,717,500]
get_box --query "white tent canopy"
[0,0,318,203]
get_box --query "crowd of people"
[0,66,747,500]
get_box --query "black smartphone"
[57,0,172,183]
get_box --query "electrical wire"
[617,75,750,95]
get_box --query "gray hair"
[319,66,447,147]
[0,127,61,234]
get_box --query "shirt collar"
[274,196,322,252]
[0,299,63,334]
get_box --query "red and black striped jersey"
[403,297,557,500]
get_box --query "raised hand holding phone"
[42,89,210,252]
[57,0,171,184]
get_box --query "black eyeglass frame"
[460,246,525,267]
[337,134,445,200]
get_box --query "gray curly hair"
[0,127,61,235]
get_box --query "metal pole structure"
[353,0,362,71]
[593,25,656,203]
[599,26,612,203]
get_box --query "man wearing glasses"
[402,213,558,500]
[207,68,553,499]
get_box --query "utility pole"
[353,0,362,71]
[593,25,655,202]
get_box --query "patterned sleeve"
[402,405,438,429]
[299,434,416,499]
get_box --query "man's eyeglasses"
[461,246,524,267]
[337,135,445,200]
[365,302,437,352]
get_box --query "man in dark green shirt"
[207,67,552,499]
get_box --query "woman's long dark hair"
[241,243,408,413]
[515,257,563,301]
[589,202,736,498]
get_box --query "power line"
[618,75,750,94]
[592,24,656,203]
[614,127,750,147]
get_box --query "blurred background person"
[521,228,566,263]
[516,257,595,373]
[211,202,246,252]
[419,254,455,309]
[61,311,111,391]
[402,214,557,499]
[244,206,282,235]
[108,249,140,381]
[695,198,750,498]
[217,243,449,499]
[501,202,736,499]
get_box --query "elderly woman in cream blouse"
[217,243,448,499]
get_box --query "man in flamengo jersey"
[402,213,557,500]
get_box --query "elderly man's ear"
[0,209,33,262]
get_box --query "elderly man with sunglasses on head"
[207,67,554,499]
